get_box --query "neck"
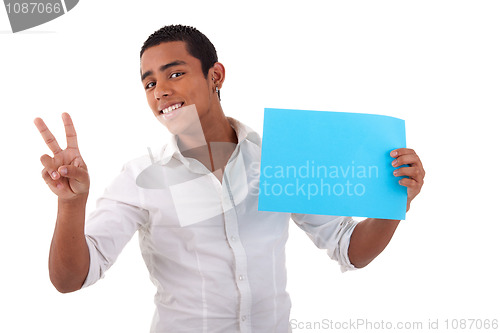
[177,103,238,173]
[177,103,237,151]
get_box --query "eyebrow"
[141,60,187,81]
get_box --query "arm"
[49,196,90,293]
[347,217,400,268]
[35,113,91,293]
[348,148,425,268]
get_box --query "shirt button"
[239,275,244,281]
[231,236,237,242]
[241,315,247,321]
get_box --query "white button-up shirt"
[82,117,359,333]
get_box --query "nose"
[154,79,173,100]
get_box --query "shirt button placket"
[222,171,252,332]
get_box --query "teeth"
[161,103,182,114]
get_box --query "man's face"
[140,41,213,134]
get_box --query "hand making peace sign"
[34,112,90,201]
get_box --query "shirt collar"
[157,116,261,166]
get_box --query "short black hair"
[140,24,218,78]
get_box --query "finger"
[392,153,422,168]
[62,113,79,150]
[393,166,424,183]
[398,177,419,188]
[40,154,60,180]
[33,117,63,155]
[390,148,415,157]
[57,164,88,183]
[72,156,86,169]
[41,168,63,190]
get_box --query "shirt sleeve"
[290,213,359,273]
[81,161,149,288]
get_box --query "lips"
[160,102,184,115]
[158,102,186,120]
[156,104,197,131]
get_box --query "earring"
[215,86,219,93]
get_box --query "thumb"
[58,164,88,182]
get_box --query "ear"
[210,62,225,89]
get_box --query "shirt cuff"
[80,235,105,289]
[327,217,360,273]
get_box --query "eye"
[170,72,184,79]
[145,81,155,89]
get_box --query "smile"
[160,102,184,114]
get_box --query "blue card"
[258,108,407,220]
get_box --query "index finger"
[33,117,63,155]
[62,112,79,150]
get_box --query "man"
[34,25,425,332]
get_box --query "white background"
[1,1,499,332]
